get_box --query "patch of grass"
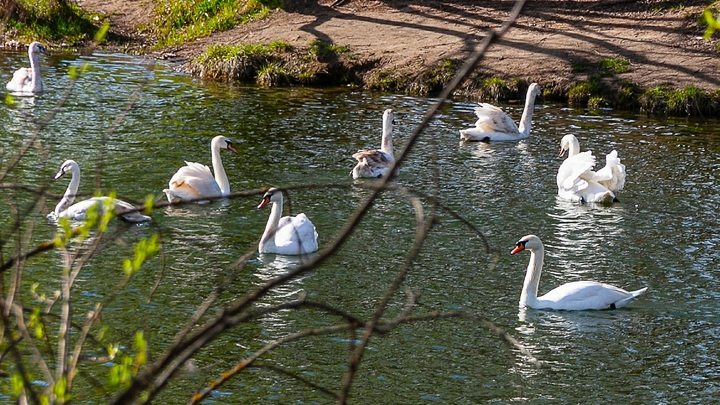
[640,85,720,115]
[256,62,288,86]
[587,96,607,109]
[571,64,587,73]
[567,78,600,106]
[480,78,510,101]
[367,70,406,93]
[420,58,460,96]
[307,40,350,59]
[597,58,631,76]
[150,0,283,48]
[4,0,98,44]
[189,40,355,86]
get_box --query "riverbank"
[32,1,720,114]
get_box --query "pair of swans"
[459,83,541,142]
[48,160,151,223]
[351,108,397,179]
[164,136,317,255]
[512,235,647,311]
[556,134,626,204]
[6,42,49,93]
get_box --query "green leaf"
[704,8,719,39]
[95,21,111,43]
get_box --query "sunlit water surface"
[1,50,720,404]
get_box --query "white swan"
[459,83,541,142]
[257,188,318,255]
[511,235,647,310]
[560,134,626,193]
[164,135,237,203]
[6,42,50,93]
[351,108,396,179]
[48,160,151,223]
[557,134,623,203]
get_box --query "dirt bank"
[81,0,719,109]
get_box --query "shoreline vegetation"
[1,0,720,116]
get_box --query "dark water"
[1,50,720,404]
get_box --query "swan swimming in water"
[351,108,397,179]
[557,134,624,203]
[48,160,151,223]
[6,42,50,93]
[511,234,647,311]
[459,83,541,142]
[164,135,237,203]
[559,134,626,194]
[257,188,318,255]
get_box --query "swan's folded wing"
[168,161,222,198]
[557,151,596,192]
[473,104,520,133]
[7,68,32,89]
[275,214,318,250]
[352,149,393,166]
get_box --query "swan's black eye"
[515,240,527,248]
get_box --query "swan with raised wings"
[557,134,623,203]
[164,135,237,203]
[511,235,647,310]
[560,134,626,193]
[351,108,396,179]
[48,160,151,223]
[257,188,318,255]
[459,83,541,142]
[6,42,50,93]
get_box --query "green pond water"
[1,50,720,404]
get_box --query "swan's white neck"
[260,197,283,250]
[28,47,42,92]
[517,88,538,137]
[55,169,80,216]
[519,246,544,308]
[380,113,393,157]
[565,136,580,157]
[211,140,230,196]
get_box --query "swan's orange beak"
[558,147,567,158]
[511,245,525,255]
[257,196,270,209]
[54,169,66,180]
[227,144,238,154]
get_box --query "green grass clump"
[597,58,631,75]
[640,85,720,115]
[307,40,349,59]
[256,62,288,86]
[366,70,405,93]
[480,78,511,101]
[420,58,459,96]
[150,0,283,47]
[568,78,600,106]
[3,0,98,43]
[587,96,607,109]
[189,40,355,86]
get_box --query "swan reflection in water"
[547,198,627,279]
[252,254,312,337]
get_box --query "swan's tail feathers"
[351,158,370,179]
[614,287,648,309]
[119,212,152,223]
[115,201,152,223]
[595,190,616,204]
[163,188,182,204]
[459,129,489,142]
